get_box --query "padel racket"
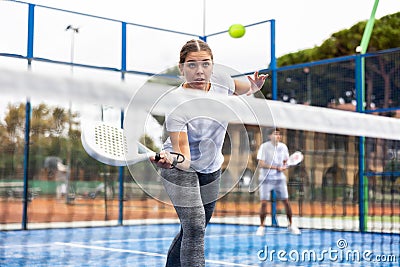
[81,120,159,166]
[286,151,304,167]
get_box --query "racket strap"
[154,151,185,168]
[170,152,185,168]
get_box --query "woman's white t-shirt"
[163,71,235,173]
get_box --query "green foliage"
[148,65,181,86]
[140,134,160,152]
[369,12,400,51]
[384,160,400,173]
[0,102,84,181]
[273,12,400,109]
[0,102,162,183]
[277,12,400,66]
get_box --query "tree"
[278,12,400,65]
[275,12,400,109]
[0,102,86,181]
[140,134,160,153]
[2,103,25,177]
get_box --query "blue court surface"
[0,224,398,266]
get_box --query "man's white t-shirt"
[257,141,289,182]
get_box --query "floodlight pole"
[66,25,80,73]
[65,25,79,204]
[199,0,207,42]
[202,0,206,37]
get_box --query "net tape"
[1,67,399,141]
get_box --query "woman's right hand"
[150,151,173,169]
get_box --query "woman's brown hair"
[179,39,213,64]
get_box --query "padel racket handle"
[153,152,185,167]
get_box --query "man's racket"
[286,151,304,167]
[81,121,159,166]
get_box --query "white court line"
[90,232,255,244]
[55,242,165,257]
[61,230,289,247]
[91,236,174,244]
[0,243,54,249]
[0,231,282,249]
[54,242,258,267]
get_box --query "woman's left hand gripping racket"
[286,151,304,167]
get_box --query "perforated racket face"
[287,151,303,166]
[94,124,127,159]
[81,121,156,166]
[81,121,129,166]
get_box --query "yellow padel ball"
[228,24,246,38]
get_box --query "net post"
[355,0,379,232]
[270,19,279,226]
[118,109,125,225]
[355,53,367,232]
[271,190,278,226]
[22,98,31,230]
[270,19,277,100]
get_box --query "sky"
[1,0,400,82]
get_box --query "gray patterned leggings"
[160,168,221,267]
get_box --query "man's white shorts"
[259,179,288,200]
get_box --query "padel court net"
[0,56,399,266]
